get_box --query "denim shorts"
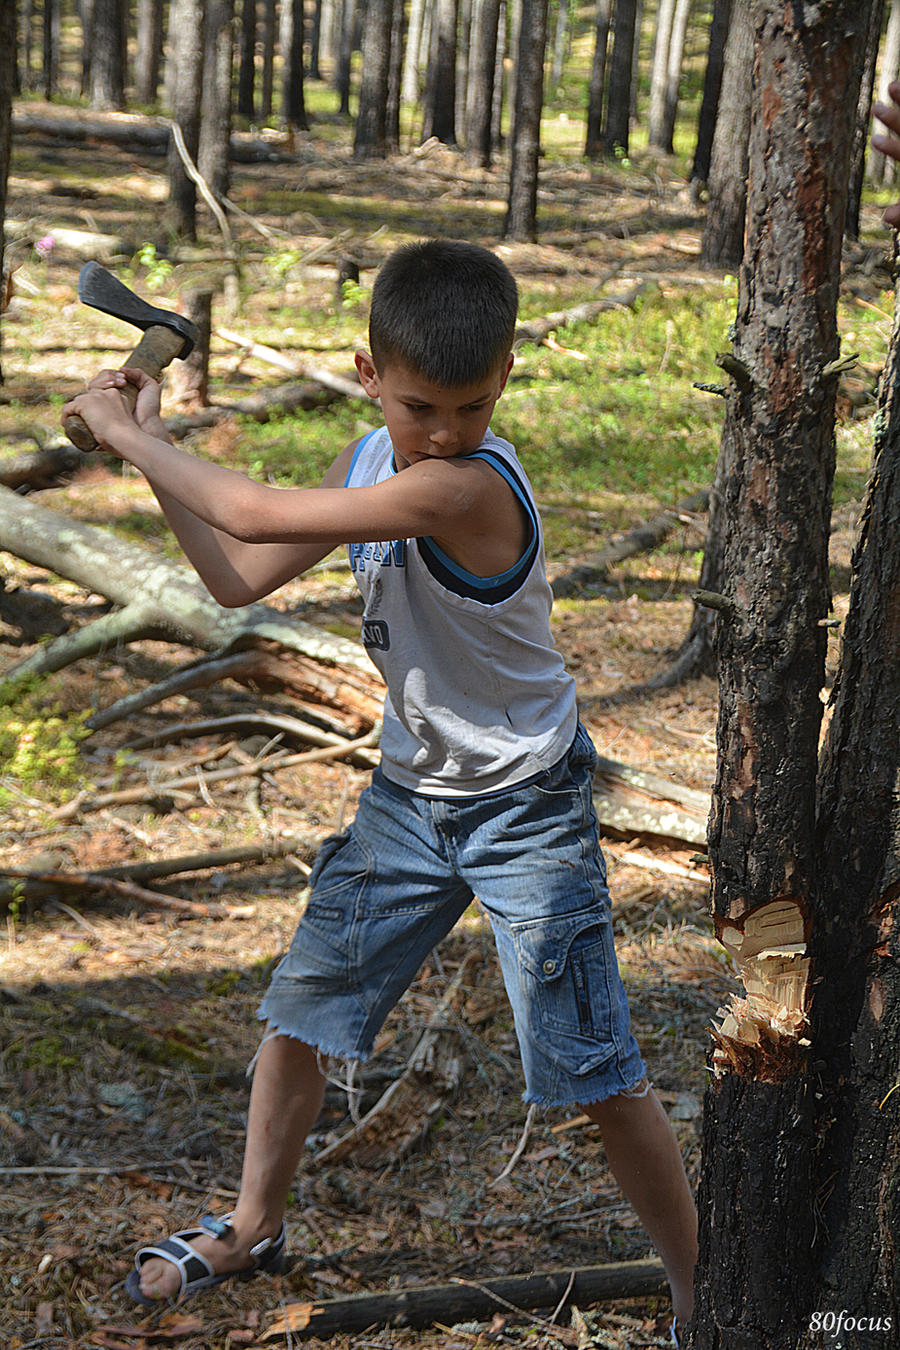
[258,723,647,1106]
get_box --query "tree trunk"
[423,0,459,143]
[354,0,394,156]
[89,0,126,109]
[42,0,60,99]
[845,0,885,239]
[335,0,357,115]
[690,0,732,189]
[237,0,257,116]
[260,0,276,117]
[584,0,611,159]
[0,0,14,386]
[647,0,677,150]
[603,0,638,155]
[689,3,866,1346]
[659,0,692,153]
[309,0,324,77]
[490,0,506,155]
[200,0,235,199]
[281,0,310,128]
[386,0,405,151]
[167,0,204,239]
[136,0,166,104]
[464,0,502,166]
[401,0,427,103]
[503,0,548,241]
[813,242,900,1331]
[700,0,751,269]
[871,0,900,184]
[549,0,569,94]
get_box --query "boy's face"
[355,351,513,470]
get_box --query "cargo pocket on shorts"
[512,908,619,1074]
[293,829,373,968]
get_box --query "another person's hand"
[872,80,900,227]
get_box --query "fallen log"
[11,107,298,163]
[593,755,709,847]
[0,441,94,490]
[550,490,710,597]
[216,328,373,401]
[514,279,645,347]
[261,1258,668,1339]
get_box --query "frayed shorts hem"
[521,1065,649,1110]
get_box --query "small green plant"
[0,695,90,797]
[340,276,367,309]
[134,242,175,291]
[268,247,303,282]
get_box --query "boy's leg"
[134,1034,324,1302]
[582,1084,697,1327]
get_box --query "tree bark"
[0,0,14,386]
[354,0,394,157]
[503,0,548,241]
[423,0,459,143]
[690,0,732,189]
[647,0,677,150]
[603,0,638,155]
[200,0,235,199]
[402,0,428,103]
[167,0,204,239]
[42,0,60,99]
[700,0,752,269]
[845,0,885,239]
[584,0,612,159]
[659,0,692,154]
[260,0,277,117]
[813,242,900,1328]
[237,0,256,116]
[689,4,866,1346]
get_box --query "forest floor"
[0,99,893,1349]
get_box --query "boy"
[63,241,698,1337]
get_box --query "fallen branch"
[593,755,709,847]
[261,1258,667,1339]
[0,867,255,918]
[514,277,643,347]
[550,489,710,597]
[314,950,476,1166]
[0,441,93,490]
[216,327,373,401]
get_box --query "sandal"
[124,1212,287,1306]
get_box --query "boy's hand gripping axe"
[63,261,199,452]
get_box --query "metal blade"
[77,261,198,358]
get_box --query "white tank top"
[343,426,578,796]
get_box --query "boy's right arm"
[86,368,352,607]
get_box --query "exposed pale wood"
[592,755,709,847]
[216,327,373,400]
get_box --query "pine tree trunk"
[386,0,405,151]
[200,0,235,198]
[503,0,548,241]
[465,0,502,165]
[401,0,427,102]
[354,0,394,156]
[42,0,59,99]
[584,0,611,158]
[335,0,357,115]
[423,0,458,143]
[659,0,692,153]
[237,0,257,116]
[647,0,677,149]
[689,4,866,1346]
[603,0,637,155]
[167,0,204,239]
[136,0,165,104]
[0,0,14,385]
[814,244,900,1331]
[690,0,732,189]
[549,0,569,93]
[261,0,276,117]
[700,0,751,268]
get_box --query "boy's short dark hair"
[369,240,518,387]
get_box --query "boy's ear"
[498,352,514,394]
[355,350,380,397]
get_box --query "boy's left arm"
[872,80,900,226]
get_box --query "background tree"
[690,0,732,193]
[281,0,310,129]
[688,2,868,1344]
[200,0,235,198]
[658,0,693,154]
[846,0,886,239]
[603,0,638,155]
[0,0,15,385]
[42,0,60,99]
[237,0,257,117]
[504,0,548,240]
[89,0,127,110]
[700,0,752,268]
[354,0,396,157]
[167,0,204,238]
[584,0,612,159]
[423,0,459,143]
[136,0,166,105]
[647,0,678,150]
[464,0,503,166]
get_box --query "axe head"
[78,261,198,358]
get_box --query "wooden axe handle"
[64,325,188,453]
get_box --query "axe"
[64,261,199,452]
